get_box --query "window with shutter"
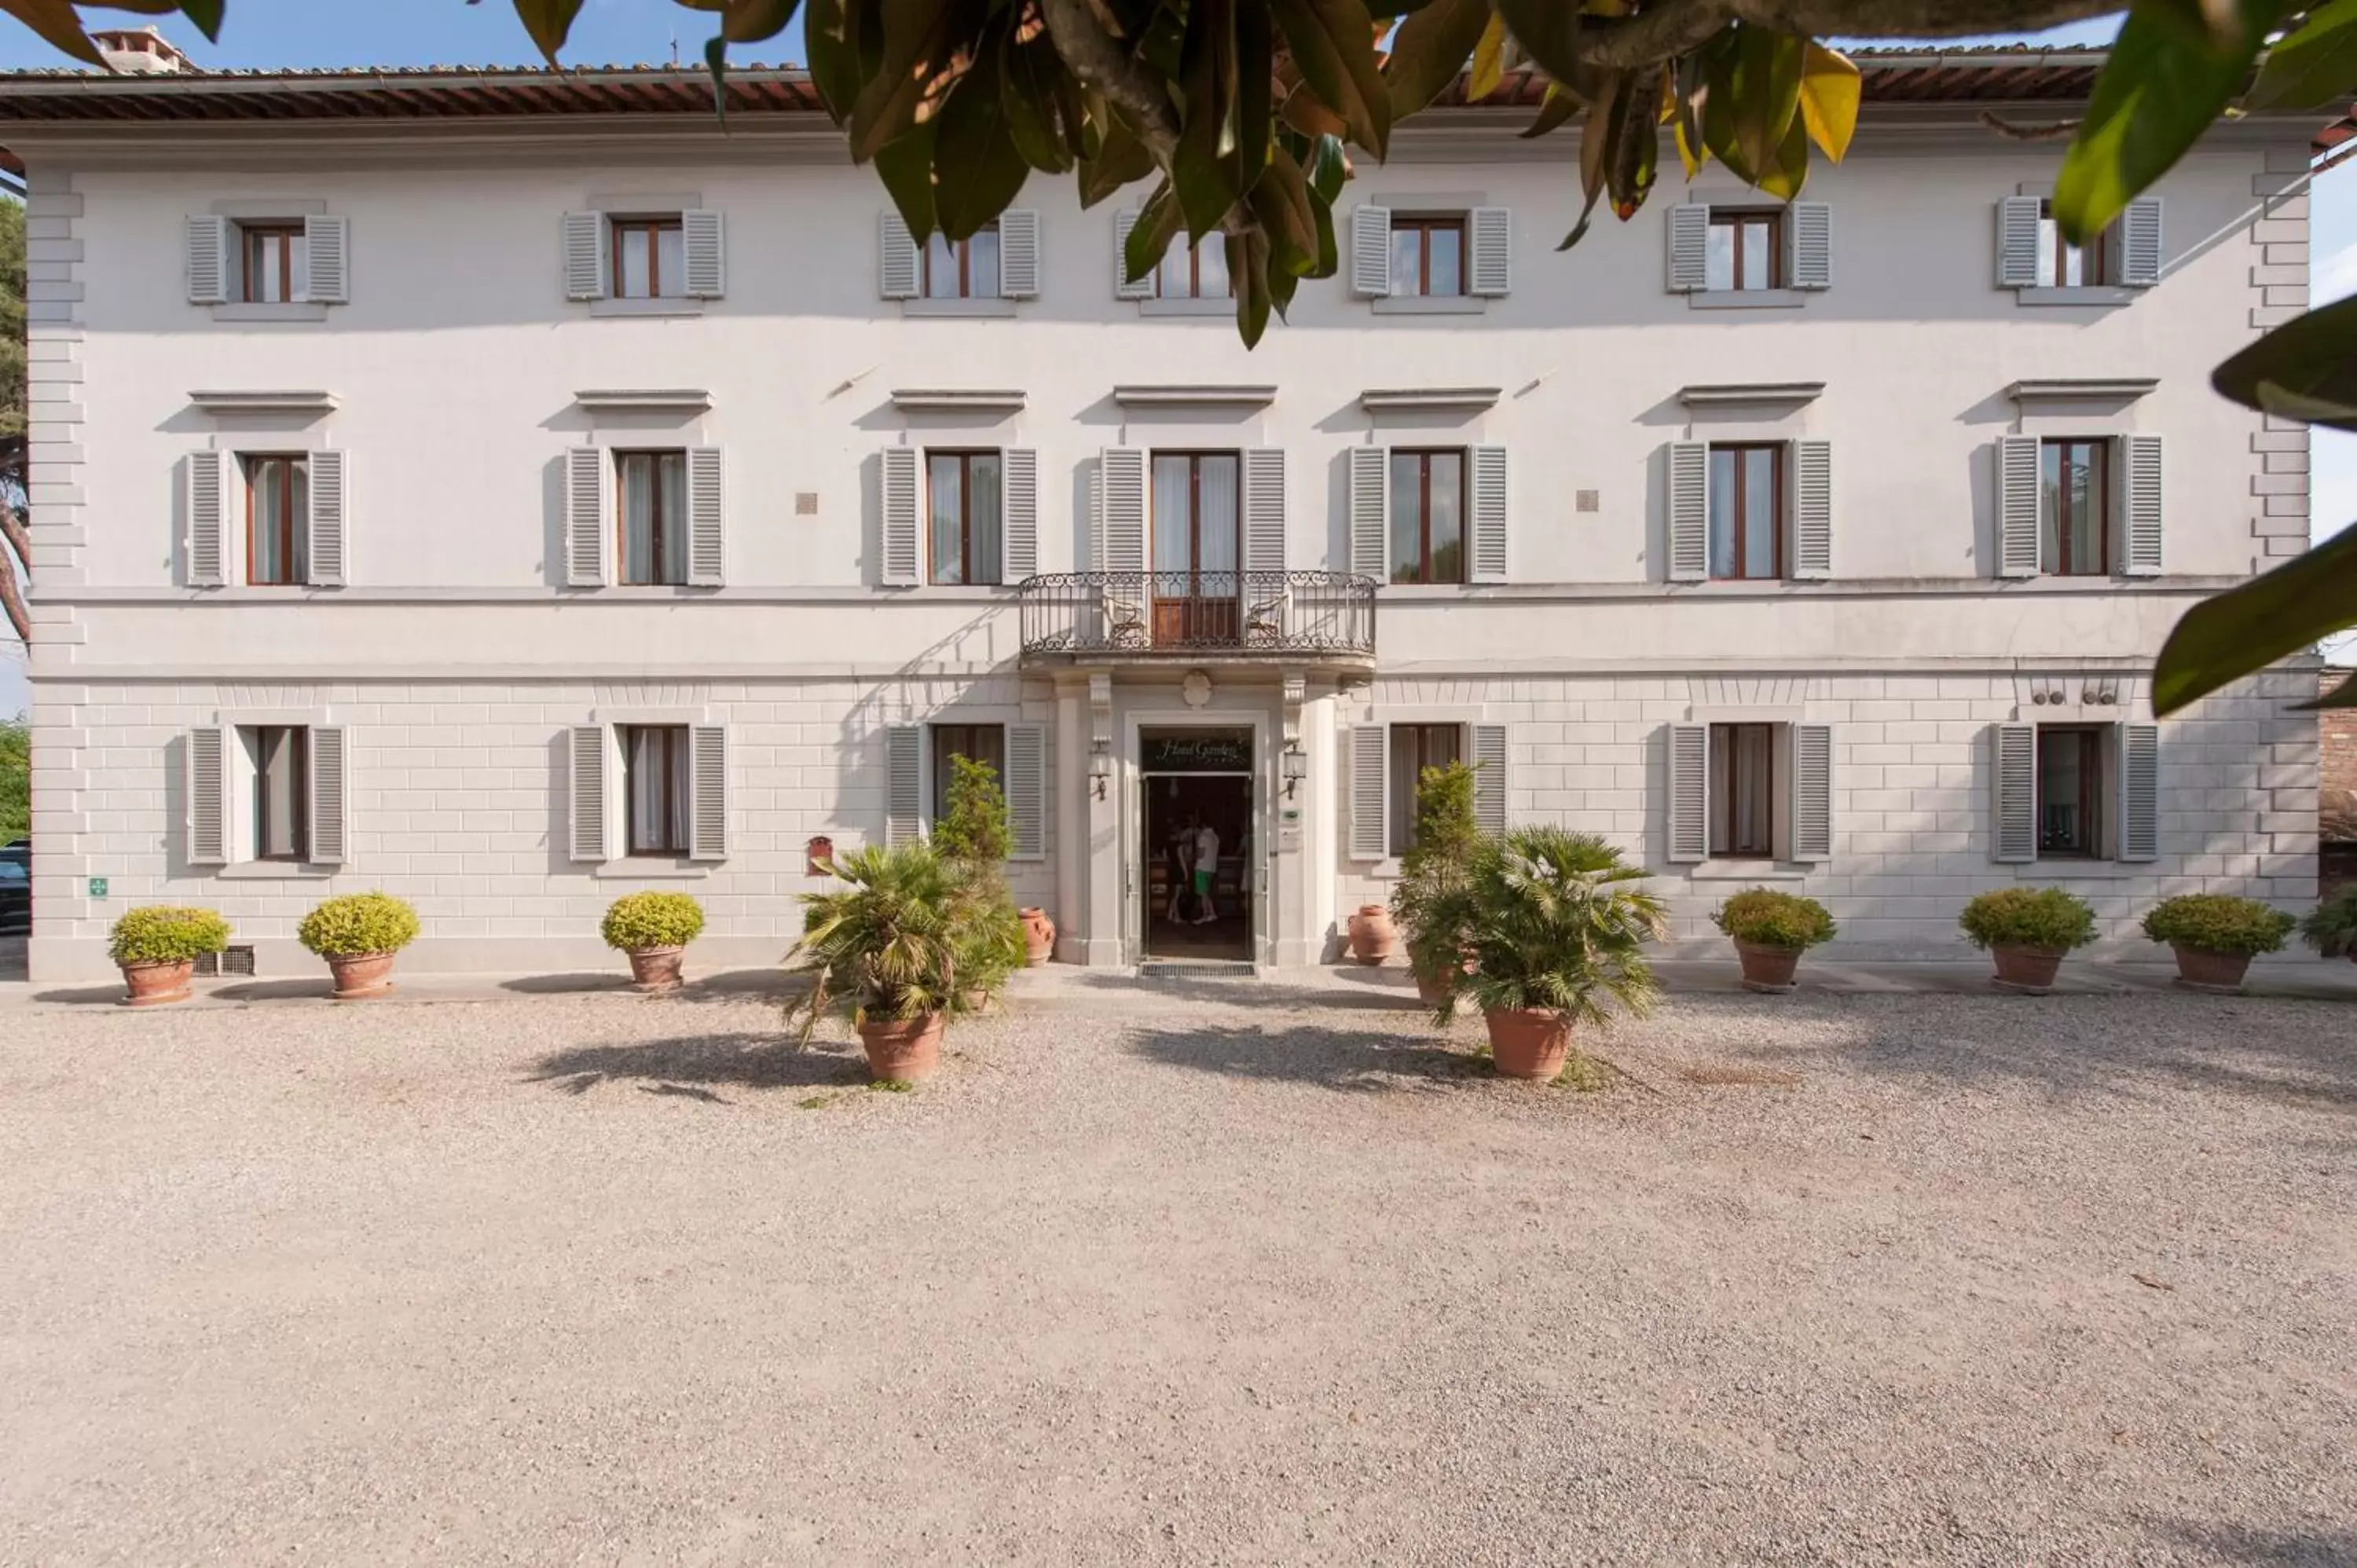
[1789,440,1832,580]
[186,449,226,588]
[1112,208,1155,301]
[1005,724,1049,860]
[1002,449,1039,581]
[568,725,613,863]
[565,446,609,588]
[1095,449,1148,573]
[1666,724,1710,864]
[924,450,1003,585]
[881,446,921,587]
[1242,448,1286,573]
[561,211,608,301]
[2118,196,2163,288]
[1468,207,1511,297]
[1348,725,1389,860]
[185,215,230,306]
[1469,447,1508,584]
[303,215,350,305]
[1349,447,1390,580]
[2121,434,2163,576]
[1666,204,1710,293]
[1788,203,1831,291]
[689,724,728,861]
[1994,436,2042,579]
[878,212,922,299]
[306,448,347,588]
[686,446,725,587]
[1790,724,1832,862]
[1472,724,1508,837]
[885,726,925,846]
[1387,724,1463,855]
[187,727,229,866]
[1666,442,1710,583]
[682,208,727,299]
[2117,723,2160,863]
[1990,723,2037,863]
[1350,206,1392,297]
[999,209,1041,298]
[1996,196,2042,288]
[308,725,349,865]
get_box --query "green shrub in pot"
[108,905,233,968]
[2139,895,2295,957]
[1389,759,1483,1000]
[1711,888,1837,951]
[2301,888,2357,959]
[600,892,706,952]
[298,892,420,958]
[1959,888,2098,953]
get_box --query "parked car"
[0,839,28,935]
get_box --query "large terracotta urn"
[1019,907,1056,968]
[1348,905,1398,965]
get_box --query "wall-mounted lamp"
[1089,746,1114,800]
[1281,743,1308,800]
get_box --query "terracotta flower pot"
[1483,1006,1573,1081]
[1989,944,2066,994]
[1348,904,1398,965]
[856,1012,945,1083]
[120,959,193,1008]
[1734,940,1802,994]
[960,987,991,1014]
[1019,907,1055,968]
[1413,964,1457,1013]
[626,945,685,993]
[2170,944,2252,993]
[325,951,398,1000]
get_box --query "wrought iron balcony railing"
[1017,570,1377,659]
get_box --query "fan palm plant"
[784,841,978,1046]
[1453,826,1668,1030]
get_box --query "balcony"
[1017,570,1377,665]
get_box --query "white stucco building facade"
[1,50,2331,980]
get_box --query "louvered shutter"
[569,724,613,863]
[561,211,607,301]
[1113,208,1154,300]
[1006,723,1048,860]
[1995,435,2041,578]
[186,449,225,588]
[1468,446,1508,583]
[2118,196,2162,288]
[878,212,921,299]
[565,446,609,587]
[1348,447,1388,578]
[682,207,727,299]
[1790,724,1832,863]
[1468,207,1511,297]
[1351,205,1392,297]
[1348,725,1389,860]
[1242,448,1285,572]
[1667,204,1710,292]
[307,725,348,865]
[2121,434,2162,576]
[1789,439,1832,581]
[1666,724,1709,863]
[1996,196,2041,288]
[302,215,350,304]
[1990,724,2036,863]
[880,446,920,586]
[1095,448,1147,572]
[187,726,228,867]
[1002,448,1039,581]
[1789,202,1831,290]
[1472,724,1508,837]
[2117,723,2159,863]
[1666,441,1709,583]
[999,209,1040,297]
[688,724,728,860]
[307,448,347,588]
[885,726,924,847]
[686,445,725,586]
[185,216,229,306]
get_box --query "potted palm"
[107,905,232,1006]
[1959,887,2095,993]
[600,891,705,992]
[2301,888,2357,962]
[2139,894,2297,992]
[786,841,984,1083]
[1711,888,1837,992]
[297,892,420,999]
[1389,759,1482,1009]
[1453,826,1666,1081]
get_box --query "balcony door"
[1151,452,1239,647]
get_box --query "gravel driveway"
[3,984,2354,1566]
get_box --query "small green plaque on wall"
[87,877,108,899]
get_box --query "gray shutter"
[880,446,921,586]
[561,211,607,301]
[689,724,728,861]
[1006,723,1048,860]
[686,445,725,586]
[1468,206,1511,296]
[186,449,225,588]
[1348,446,1388,578]
[2119,196,2163,288]
[569,724,612,863]
[1095,448,1147,572]
[1666,441,1709,583]
[2121,434,2162,576]
[1472,724,1508,837]
[306,447,347,588]
[1351,205,1392,297]
[302,214,350,304]
[999,209,1040,298]
[682,207,727,298]
[1996,435,2041,578]
[1242,448,1285,572]
[1996,196,2041,288]
[1789,201,1831,290]
[1991,723,2036,863]
[1002,448,1039,581]
[1790,723,1832,863]
[565,446,608,588]
[187,726,228,867]
[878,211,922,299]
[1667,204,1710,291]
[186,215,230,306]
[307,725,348,865]
[1789,438,1832,581]
[1469,445,1508,583]
[1348,724,1389,860]
[885,726,924,847]
[1113,208,1154,300]
[1666,723,1708,864]
[2117,724,2160,863]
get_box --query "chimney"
[91,27,196,75]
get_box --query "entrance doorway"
[1139,727,1254,962]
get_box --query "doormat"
[1137,962,1257,980]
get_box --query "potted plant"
[1959,887,2096,993]
[786,841,984,1083]
[297,892,420,999]
[599,891,705,992]
[929,753,1027,1006]
[2139,894,2297,992]
[1389,759,1482,1006]
[1711,888,1837,993]
[107,905,231,1007]
[2301,888,2357,962]
[1453,826,1666,1080]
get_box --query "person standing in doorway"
[1166,814,1197,923]
[1193,818,1222,924]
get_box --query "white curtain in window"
[1729,725,1772,853]
[622,456,656,583]
[928,454,964,584]
[629,728,690,852]
[1152,456,1192,573]
[969,455,1002,584]
[658,452,687,584]
[1197,454,1238,574]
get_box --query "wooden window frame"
[614,449,687,587]
[926,450,1001,587]
[242,452,306,587]
[240,222,302,304]
[251,724,310,863]
[1149,450,1241,647]
[2042,438,2111,577]
[1709,722,1776,860]
[2036,724,2105,859]
[610,216,685,300]
[1392,214,1467,298]
[1388,722,1464,857]
[620,724,691,856]
[1708,210,1784,291]
[929,723,1007,826]
[922,222,1000,300]
[1389,449,1467,585]
[1710,442,1785,581]
[1156,238,1231,300]
[2038,200,2110,287]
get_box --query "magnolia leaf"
[1126,181,1183,284]
[0,0,108,63]
[1077,112,1157,207]
[2152,522,2357,715]
[1468,13,1509,101]
[804,0,877,124]
[1753,105,1810,200]
[508,0,588,61]
[2212,295,2357,433]
[2306,668,2357,709]
[1728,27,1805,183]
[1001,27,1077,174]
[1174,0,1244,240]
[177,0,224,38]
[1796,41,1859,163]
[1267,0,1391,156]
[678,0,801,42]
[2248,0,2357,110]
[1228,227,1274,346]
[1385,0,1490,117]
[873,122,940,240]
[1492,0,1585,85]
[1304,132,1347,204]
[1522,82,1584,140]
[933,31,1032,241]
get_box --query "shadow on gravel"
[2158,1522,2357,1566]
[1131,1022,1481,1091]
[1066,970,1424,1012]
[523,1031,867,1098]
[500,969,796,1002]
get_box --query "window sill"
[1358,858,1405,880]
[901,298,1019,318]
[2015,286,2138,307]
[1686,289,1809,310]
[211,302,329,324]
[1371,295,1489,316]
[1684,861,1811,882]
[1139,297,1237,317]
[214,861,337,881]
[594,858,714,881]
[588,297,708,319]
[2029,858,2140,878]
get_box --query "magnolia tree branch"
[1039,0,1255,236]
[1571,0,2126,70]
